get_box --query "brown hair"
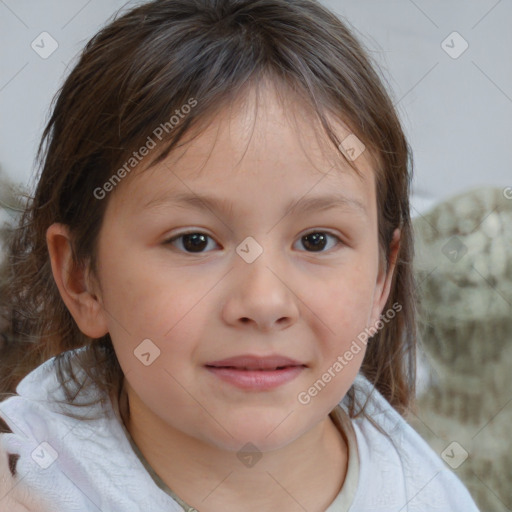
[0,0,417,423]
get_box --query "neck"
[119,384,348,512]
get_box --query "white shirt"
[0,348,480,511]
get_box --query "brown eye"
[297,232,342,252]
[165,232,218,253]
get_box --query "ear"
[368,228,401,327]
[46,223,108,339]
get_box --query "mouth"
[204,355,307,390]
[205,354,307,371]
[207,366,302,371]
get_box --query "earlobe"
[46,223,108,339]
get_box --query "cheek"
[98,251,214,373]
[317,261,376,336]
[303,259,376,393]
[97,245,190,335]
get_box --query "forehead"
[110,81,378,220]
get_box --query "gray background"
[0,0,511,215]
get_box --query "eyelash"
[163,230,345,254]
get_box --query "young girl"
[0,0,480,510]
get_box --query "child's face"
[91,83,397,452]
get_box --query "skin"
[47,79,400,512]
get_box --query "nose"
[221,252,300,333]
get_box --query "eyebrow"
[143,191,368,218]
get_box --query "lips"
[205,355,306,390]
[205,355,306,371]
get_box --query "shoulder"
[0,384,117,511]
[0,392,183,511]
[0,352,183,511]
[343,374,480,511]
[0,351,105,511]
[0,390,69,512]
